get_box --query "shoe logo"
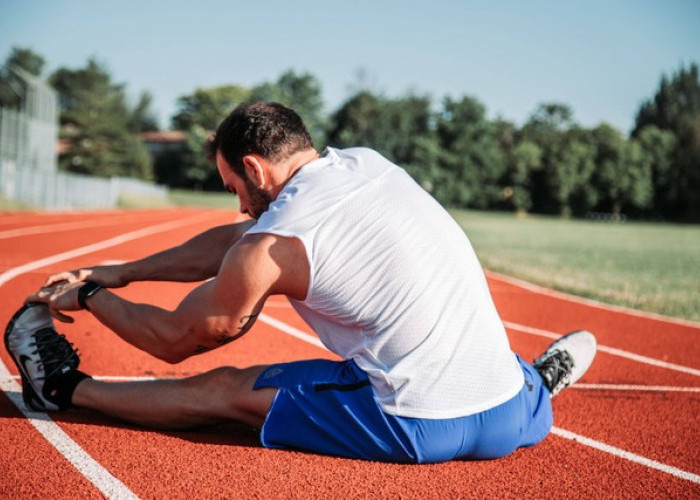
[18,354,34,378]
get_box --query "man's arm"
[29,233,309,363]
[45,220,256,288]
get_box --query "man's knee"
[186,366,274,426]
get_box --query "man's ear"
[241,154,267,187]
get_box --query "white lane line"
[0,363,139,499]
[99,260,127,266]
[0,213,174,240]
[551,426,700,484]
[258,310,700,484]
[0,211,219,287]
[488,271,700,329]
[573,384,700,393]
[258,313,326,349]
[504,321,700,377]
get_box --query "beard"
[244,176,274,219]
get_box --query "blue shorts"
[253,355,553,463]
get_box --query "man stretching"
[5,102,596,462]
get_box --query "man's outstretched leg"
[72,366,275,429]
[5,303,275,429]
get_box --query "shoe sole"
[4,303,54,411]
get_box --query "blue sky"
[1,0,698,133]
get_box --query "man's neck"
[269,148,320,198]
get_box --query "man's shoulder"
[222,232,309,300]
[330,146,393,165]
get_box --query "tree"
[521,103,583,214]
[436,96,507,208]
[182,124,218,189]
[327,91,432,163]
[633,63,700,219]
[507,140,543,213]
[547,129,597,217]
[0,47,47,108]
[168,85,250,189]
[171,85,250,131]
[590,123,653,217]
[326,91,382,149]
[326,91,443,197]
[128,91,159,132]
[493,119,542,213]
[634,63,700,136]
[168,72,325,190]
[50,58,152,179]
[250,70,326,147]
[589,124,627,216]
[6,47,45,76]
[521,103,574,146]
[634,125,676,202]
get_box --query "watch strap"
[78,281,103,311]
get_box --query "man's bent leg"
[72,365,277,430]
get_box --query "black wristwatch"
[78,281,104,311]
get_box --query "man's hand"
[44,265,127,289]
[26,281,85,323]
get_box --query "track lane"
[0,390,104,499]
[0,209,236,499]
[489,275,700,368]
[554,390,700,475]
[1,208,698,498]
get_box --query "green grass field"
[167,189,239,209]
[116,189,239,210]
[450,209,700,322]
[0,196,34,211]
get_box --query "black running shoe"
[4,303,81,411]
[533,330,597,396]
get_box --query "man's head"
[207,102,315,219]
[207,102,313,178]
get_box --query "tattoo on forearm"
[193,313,259,355]
[238,313,258,335]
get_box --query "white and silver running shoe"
[4,303,80,411]
[533,330,597,396]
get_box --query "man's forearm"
[86,288,186,363]
[119,220,255,283]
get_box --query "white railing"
[0,159,168,210]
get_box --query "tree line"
[1,47,698,221]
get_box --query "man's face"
[216,153,273,219]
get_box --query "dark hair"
[206,101,314,176]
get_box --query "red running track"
[0,208,698,498]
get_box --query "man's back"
[249,147,524,418]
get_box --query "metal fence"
[0,67,167,210]
[0,159,167,209]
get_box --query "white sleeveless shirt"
[247,147,523,418]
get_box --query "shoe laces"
[31,327,80,379]
[535,349,574,395]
